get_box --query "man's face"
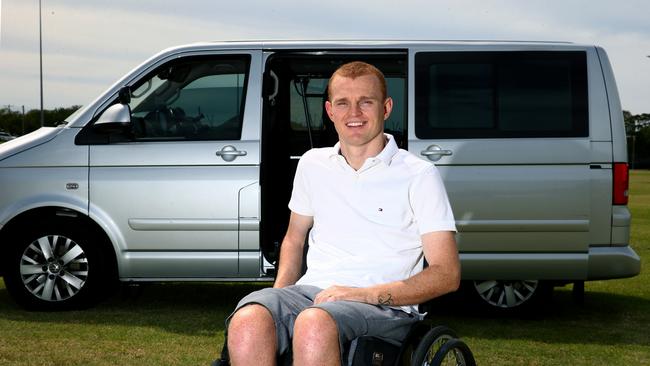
[325,74,393,148]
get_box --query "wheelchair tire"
[427,338,476,366]
[410,326,458,366]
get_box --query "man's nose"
[350,103,363,116]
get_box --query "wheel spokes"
[60,244,84,266]
[41,276,56,301]
[475,280,498,295]
[20,234,89,302]
[20,264,45,275]
[36,237,54,260]
[504,284,517,307]
[475,280,539,308]
[60,272,84,290]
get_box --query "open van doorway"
[259,51,408,270]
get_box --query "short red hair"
[328,61,387,101]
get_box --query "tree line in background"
[0,105,81,136]
[625,111,650,169]
[1,105,650,168]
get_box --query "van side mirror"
[93,103,132,134]
[118,86,131,104]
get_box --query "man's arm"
[273,212,313,288]
[313,231,460,305]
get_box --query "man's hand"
[313,286,373,305]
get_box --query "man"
[226,61,459,366]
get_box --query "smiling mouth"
[346,121,366,128]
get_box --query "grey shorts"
[226,285,421,363]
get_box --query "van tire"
[3,218,115,311]
[468,280,553,313]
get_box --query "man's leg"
[224,285,322,365]
[227,304,277,366]
[298,301,421,366]
[293,308,341,366]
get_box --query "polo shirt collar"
[375,133,399,166]
[330,133,398,168]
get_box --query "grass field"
[0,171,648,365]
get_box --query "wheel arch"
[0,206,119,280]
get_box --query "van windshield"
[59,105,84,126]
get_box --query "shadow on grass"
[425,287,650,347]
[0,282,648,348]
[0,282,269,337]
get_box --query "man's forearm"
[367,231,461,306]
[273,237,305,288]
[312,264,460,306]
[366,264,460,306]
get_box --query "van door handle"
[420,145,452,162]
[216,145,247,162]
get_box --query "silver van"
[0,41,640,311]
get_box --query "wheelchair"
[212,319,475,366]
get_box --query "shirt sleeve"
[409,165,457,234]
[288,155,314,216]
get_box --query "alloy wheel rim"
[20,235,89,302]
[473,280,539,308]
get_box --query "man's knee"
[228,304,276,346]
[296,307,337,330]
[294,308,339,348]
[227,304,277,364]
[293,308,341,365]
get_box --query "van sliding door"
[409,47,594,280]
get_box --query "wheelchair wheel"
[396,322,432,365]
[427,338,476,366]
[410,326,458,366]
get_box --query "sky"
[0,0,649,114]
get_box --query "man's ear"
[383,97,394,120]
[325,100,333,119]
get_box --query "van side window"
[414,51,588,139]
[129,55,250,141]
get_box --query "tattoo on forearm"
[378,292,394,306]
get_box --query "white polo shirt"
[290,134,456,312]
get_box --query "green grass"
[0,282,267,365]
[1,171,649,365]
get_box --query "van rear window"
[414,51,588,139]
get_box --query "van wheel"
[3,219,113,311]
[470,280,552,311]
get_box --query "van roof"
[157,39,591,53]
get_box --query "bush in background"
[0,106,81,137]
